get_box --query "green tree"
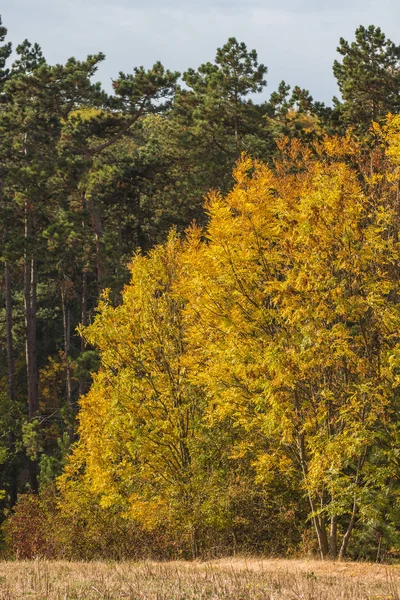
[333,25,400,128]
[0,16,11,86]
[0,46,107,489]
[175,38,268,195]
[264,81,335,144]
[183,37,267,148]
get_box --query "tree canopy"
[2,18,400,561]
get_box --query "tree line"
[1,18,400,559]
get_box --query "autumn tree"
[182,139,400,559]
[59,236,214,556]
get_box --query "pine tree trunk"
[136,190,143,252]
[4,261,15,403]
[234,88,239,149]
[61,287,73,442]
[27,256,38,493]
[79,191,90,397]
[86,196,103,293]
[4,260,18,505]
[79,269,89,397]
[81,270,88,332]
[24,250,38,420]
[61,288,72,405]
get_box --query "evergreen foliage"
[333,25,400,128]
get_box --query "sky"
[2,0,400,105]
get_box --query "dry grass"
[0,557,399,599]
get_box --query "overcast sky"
[2,0,400,104]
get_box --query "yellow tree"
[58,128,400,560]
[183,139,400,558]
[58,234,218,556]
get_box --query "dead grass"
[0,557,399,599]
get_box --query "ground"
[0,557,398,599]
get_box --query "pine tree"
[175,38,267,195]
[333,25,400,128]
[0,16,11,87]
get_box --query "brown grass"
[0,557,399,599]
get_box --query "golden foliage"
[58,122,400,558]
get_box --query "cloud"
[260,0,365,13]
[74,0,366,14]
[3,0,400,104]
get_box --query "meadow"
[0,558,398,599]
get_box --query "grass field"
[0,557,399,599]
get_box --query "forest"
[1,16,400,561]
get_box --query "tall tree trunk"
[61,287,74,442]
[81,270,88,333]
[25,255,38,493]
[79,192,90,397]
[136,190,143,252]
[86,195,103,293]
[79,269,89,397]
[24,253,38,420]
[4,261,15,403]
[234,89,239,150]
[24,204,38,492]
[4,261,18,505]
